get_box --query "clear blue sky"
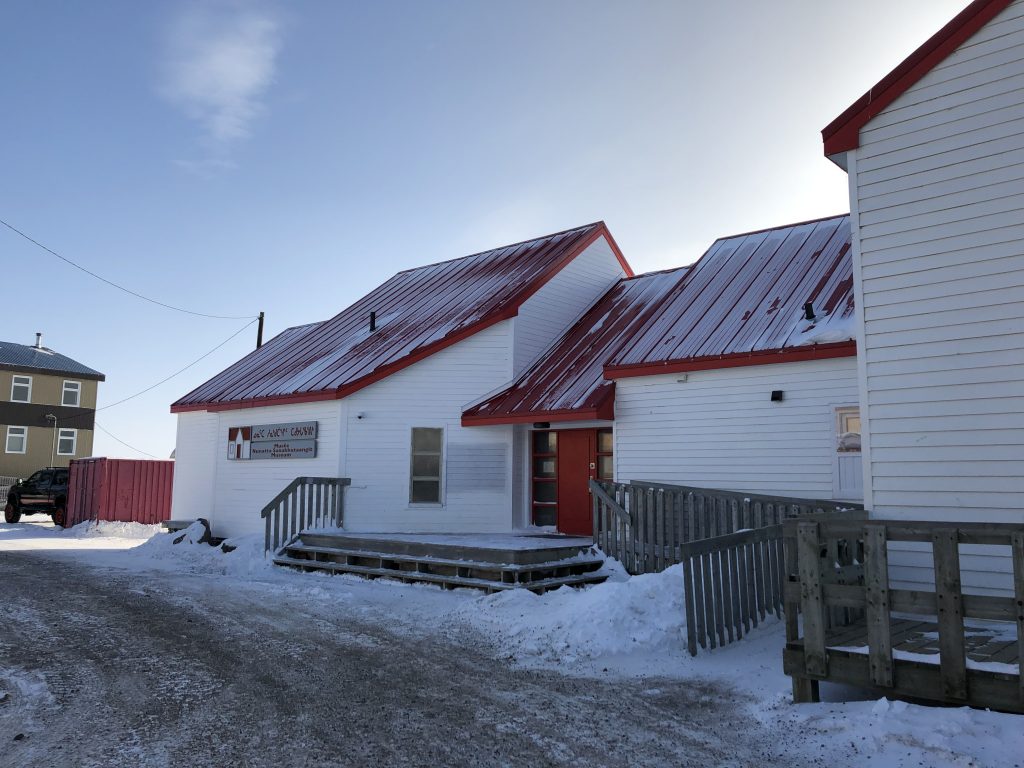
[1,0,967,459]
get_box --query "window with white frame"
[10,375,31,403]
[409,428,443,504]
[62,380,81,407]
[5,426,27,454]
[57,428,77,456]
[836,406,862,452]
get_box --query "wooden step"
[281,542,604,575]
[296,532,595,566]
[272,554,607,594]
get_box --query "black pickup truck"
[4,468,69,526]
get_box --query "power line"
[54,318,257,424]
[94,421,161,460]
[0,217,259,320]
[96,319,258,412]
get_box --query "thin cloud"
[161,3,281,149]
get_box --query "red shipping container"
[66,458,174,528]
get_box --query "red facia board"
[66,458,174,528]
[822,0,1014,156]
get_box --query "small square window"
[5,426,27,454]
[62,381,81,407]
[533,481,556,504]
[10,375,31,403]
[533,505,557,527]
[532,431,556,455]
[57,428,77,456]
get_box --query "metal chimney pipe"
[369,311,376,332]
[35,332,42,349]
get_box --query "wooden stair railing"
[262,477,351,553]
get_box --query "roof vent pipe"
[803,302,816,321]
[35,332,42,349]
[369,311,376,332]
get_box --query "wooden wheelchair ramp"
[784,518,1024,713]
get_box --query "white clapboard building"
[823,0,1024,591]
[170,217,863,539]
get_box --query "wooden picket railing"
[679,524,785,655]
[784,518,1024,713]
[589,480,864,655]
[262,477,351,553]
[590,480,860,574]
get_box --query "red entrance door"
[556,429,596,536]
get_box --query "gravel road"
[0,551,796,767]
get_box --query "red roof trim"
[604,341,857,380]
[823,0,1013,156]
[461,397,615,427]
[171,224,630,415]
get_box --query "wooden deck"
[784,518,1024,714]
[785,616,1021,710]
[274,531,607,593]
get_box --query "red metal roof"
[172,222,630,413]
[461,267,687,426]
[605,215,855,379]
[823,0,1013,156]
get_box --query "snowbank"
[782,696,1024,768]
[125,525,273,577]
[455,562,688,666]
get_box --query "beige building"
[1,336,104,479]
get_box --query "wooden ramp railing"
[262,477,351,553]
[784,518,1024,712]
[590,480,860,574]
[679,524,784,655]
[590,480,864,655]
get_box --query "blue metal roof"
[0,341,105,380]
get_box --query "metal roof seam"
[171,223,611,412]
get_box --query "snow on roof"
[462,267,688,425]
[605,214,854,378]
[0,340,105,380]
[172,222,629,412]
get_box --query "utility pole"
[257,311,265,349]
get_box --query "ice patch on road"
[64,520,160,540]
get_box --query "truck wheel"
[52,505,67,528]
[4,502,21,524]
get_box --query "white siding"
[614,359,859,499]
[210,400,345,538]
[849,0,1024,529]
[170,411,219,523]
[511,424,530,529]
[512,236,625,373]
[342,320,516,533]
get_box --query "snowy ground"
[0,516,1021,767]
